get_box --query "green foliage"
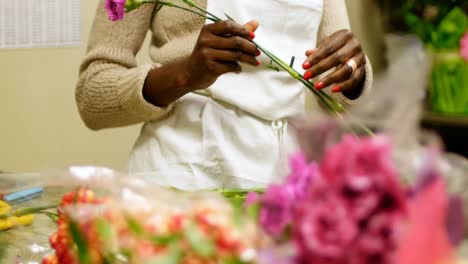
[376,0,468,48]
[125,0,144,12]
[69,220,91,264]
[406,7,467,49]
[435,8,468,49]
[184,223,215,258]
[429,53,468,114]
[145,245,183,264]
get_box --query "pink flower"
[350,212,403,264]
[396,178,455,264]
[461,32,468,61]
[256,152,317,236]
[259,185,294,236]
[245,192,260,206]
[105,0,126,21]
[292,134,408,264]
[294,186,357,263]
[286,152,317,199]
[320,135,406,220]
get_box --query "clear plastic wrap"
[1,167,264,264]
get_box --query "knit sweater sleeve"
[76,1,172,130]
[317,0,373,106]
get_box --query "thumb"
[243,20,260,32]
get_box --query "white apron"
[128,0,323,190]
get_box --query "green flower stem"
[156,1,218,22]
[180,0,222,22]
[0,204,58,219]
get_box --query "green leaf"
[149,234,180,246]
[229,196,245,228]
[185,224,215,258]
[289,56,295,68]
[125,0,145,12]
[246,202,260,220]
[181,0,196,7]
[223,257,247,264]
[126,215,144,236]
[404,13,435,44]
[225,13,237,22]
[96,218,113,242]
[266,63,281,72]
[69,220,91,264]
[0,239,6,260]
[145,244,183,264]
[434,7,468,49]
[96,217,119,262]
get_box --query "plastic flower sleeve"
[19,167,264,264]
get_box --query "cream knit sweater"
[76,0,372,130]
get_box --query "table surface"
[2,185,468,263]
[1,187,65,263]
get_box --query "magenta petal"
[446,195,465,246]
[105,0,127,21]
[461,33,468,60]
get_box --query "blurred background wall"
[0,1,151,172]
[0,1,384,172]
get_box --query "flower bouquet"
[1,115,466,264]
[246,118,465,264]
[36,171,261,264]
[28,120,463,264]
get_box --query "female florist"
[0,0,467,264]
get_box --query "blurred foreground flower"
[293,135,407,264]
[43,188,259,264]
[248,128,463,264]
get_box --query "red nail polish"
[303,71,312,80]
[249,32,255,39]
[302,61,311,70]
[256,50,261,56]
[315,82,325,90]
[332,85,341,93]
[255,60,260,66]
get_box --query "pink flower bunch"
[105,0,126,21]
[461,32,468,61]
[247,152,318,237]
[293,136,407,264]
[293,135,408,264]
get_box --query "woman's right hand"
[182,20,260,91]
[143,20,259,107]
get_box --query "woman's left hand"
[302,29,366,96]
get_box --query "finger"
[199,34,258,56]
[302,29,352,69]
[314,63,353,90]
[303,41,364,83]
[224,35,258,56]
[305,49,317,57]
[208,49,259,66]
[206,60,242,75]
[332,65,365,93]
[205,20,252,39]
[243,19,259,33]
[313,52,366,89]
